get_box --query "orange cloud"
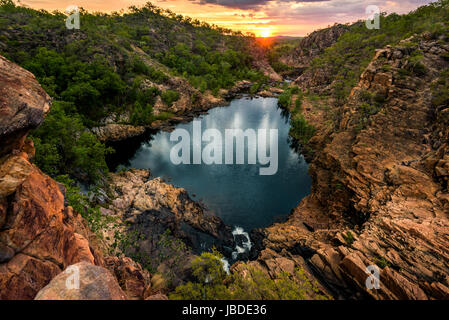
[19,0,434,36]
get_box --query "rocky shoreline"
[93,80,285,143]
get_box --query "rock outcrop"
[0,55,51,158]
[35,262,126,300]
[0,56,153,300]
[98,169,234,288]
[104,256,152,300]
[257,37,449,299]
[280,24,350,77]
[92,124,146,143]
[105,169,232,241]
[231,247,331,299]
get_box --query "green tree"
[170,250,328,300]
[32,101,112,182]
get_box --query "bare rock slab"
[35,262,126,300]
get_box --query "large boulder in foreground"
[35,262,126,300]
[0,55,51,158]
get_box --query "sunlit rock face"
[34,262,127,300]
[255,36,449,300]
[0,55,51,159]
[0,55,107,300]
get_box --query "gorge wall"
[1,20,449,300]
[249,34,449,299]
[279,24,350,78]
[0,55,157,300]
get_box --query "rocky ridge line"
[248,36,449,299]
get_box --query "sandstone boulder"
[35,262,126,300]
[0,55,51,158]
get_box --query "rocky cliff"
[0,55,158,300]
[254,35,449,299]
[279,24,350,77]
[97,169,234,288]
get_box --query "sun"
[259,29,272,38]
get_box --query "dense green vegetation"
[276,85,316,146]
[290,114,316,145]
[55,174,109,234]
[267,38,302,75]
[0,0,266,183]
[277,85,300,109]
[32,101,113,182]
[169,250,327,300]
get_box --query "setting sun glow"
[259,29,272,38]
[19,0,436,37]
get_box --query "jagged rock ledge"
[252,36,449,300]
[98,169,235,283]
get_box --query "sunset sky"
[20,0,434,36]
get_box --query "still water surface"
[114,97,311,231]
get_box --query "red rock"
[104,256,152,300]
[382,268,428,300]
[0,253,61,300]
[257,38,449,300]
[146,293,169,300]
[0,55,50,158]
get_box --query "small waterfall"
[219,226,253,273]
[231,226,252,260]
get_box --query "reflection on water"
[110,97,312,231]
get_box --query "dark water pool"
[110,97,311,232]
